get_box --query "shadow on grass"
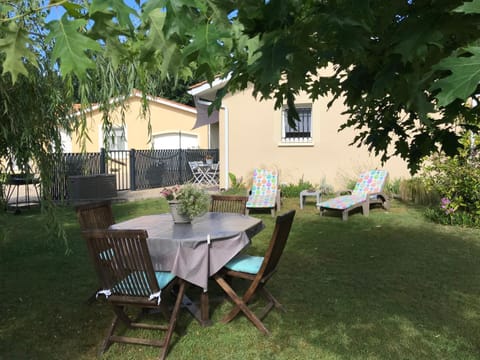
[268,204,480,359]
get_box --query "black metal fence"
[51,148,219,200]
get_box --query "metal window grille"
[282,107,312,143]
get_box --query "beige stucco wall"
[70,95,207,152]
[218,86,411,190]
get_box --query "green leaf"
[392,28,444,64]
[142,0,167,17]
[0,22,37,83]
[432,46,480,106]
[144,8,167,50]
[60,2,84,18]
[89,0,136,30]
[46,15,102,79]
[454,0,480,14]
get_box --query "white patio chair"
[188,161,204,184]
[205,163,219,185]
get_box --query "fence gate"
[105,150,130,191]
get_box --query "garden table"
[111,212,264,325]
[3,174,41,213]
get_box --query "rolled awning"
[192,97,219,129]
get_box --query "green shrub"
[226,172,247,194]
[280,178,315,198]
[228,172,241,188]
[424,207,480,227]
[420,132,480,226]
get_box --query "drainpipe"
[222,105,229,190]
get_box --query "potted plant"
[205,154,213,165]
[160,184,210,223]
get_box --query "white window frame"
[100,125,127,151]
[281,104,313,144]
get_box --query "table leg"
[200,291,209,324]
[180,291,212,327]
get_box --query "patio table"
[111,212,264,325]
[300,189,321,209]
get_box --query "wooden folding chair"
[214,210,296,335]
[75,201,115,230]
[75,201,116,303]
[83,229,187,360]
[210,194,248,215]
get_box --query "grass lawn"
[1,197,480,359]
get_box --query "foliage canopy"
[1,0,480,175]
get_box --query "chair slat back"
[259,210,295,277]
[210,195,248,214]
[83,229,160,298]
[75,201,115,230]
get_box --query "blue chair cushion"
[112,271,175,296]
[225,254,264,274]
[155,271,176,289]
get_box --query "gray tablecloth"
[111,212,264,289]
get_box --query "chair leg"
[112,305,133,327]
[85,289,99,305]
[362,203,370,216]
[383,199,390,210]
[260,287,284,312]
[101,314,121,354]
[99,284,186,360]
[161,280,186,360]
[214,275,270,335]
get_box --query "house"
[64,91,209,152]
[188,77,411,190]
